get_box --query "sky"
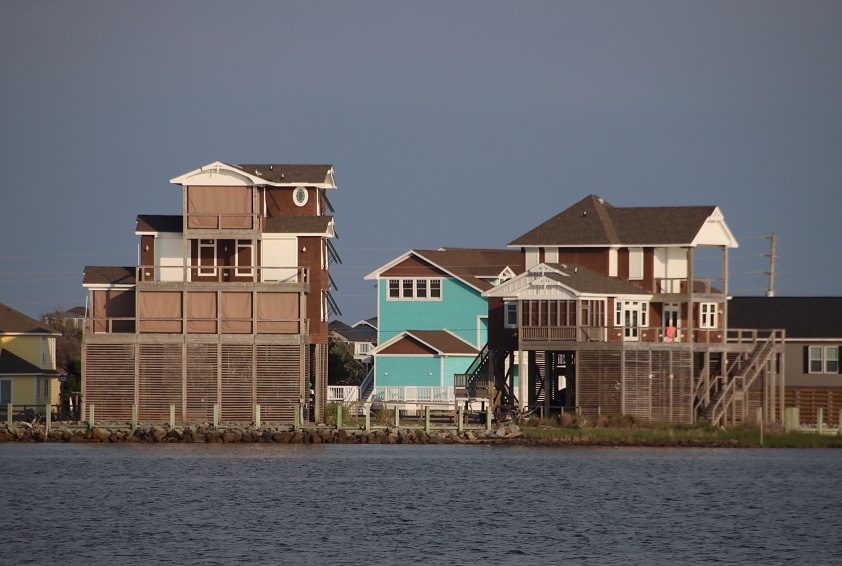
[1,1,841,325]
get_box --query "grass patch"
[521,419,842,448]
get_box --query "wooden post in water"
[424,406,430,433]
[255,404,261,428]
[757,407,763,446]
[131,404,138,430]
[817,408,824,435]
[169,404,175,428]
[213,404,219,428]
[6,403,11,426]
[394,405,400,428]
[45,403,51,434]
[365,405,371,431]
[839,408,842,437]
[486,406,492,431]
[88,404,95,429]
[294,403,300,430]
[457,406,464,433]
[337,404,343,430]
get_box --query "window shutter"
[803,346,809,374]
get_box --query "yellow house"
[0,303,61,415]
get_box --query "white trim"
[368,329,478,357]
[170,161,337,189]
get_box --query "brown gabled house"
[476,195,785,425]
[82,161,340,425]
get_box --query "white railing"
[371,386,455,404]
[354,342,374,356]
[328,386,360,404]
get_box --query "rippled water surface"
[2,443,841,565]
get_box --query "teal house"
[364,248,522,410]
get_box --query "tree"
[40,306,82,384]
[327,338,364,385]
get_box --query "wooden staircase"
[696,331,782,426]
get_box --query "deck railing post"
[365,405,371,431]
[255,404,261,428]
[817,408,824,435]
[424,406,430,433]
[213,404,219,428]
[337,404,343,430]
[294,403,300,430]
[131,404,138,430]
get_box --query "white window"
[640,302,648,327]
[36,379,50,400]
[41,337,54,367]
[629,248,643,280]
[236,240,253,276]
[504,301,518,328]
[1,379,12,405]
[699,303,718,329]
[388,279,400,298]
[809,346,840,374]
[387,279,442,301]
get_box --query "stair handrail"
[709,331,780,425]
[358,366,375,403]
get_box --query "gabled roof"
[728,297,842,339]
[82,266,136,286]
[170,161,336,188]
[484,263,650,299]
[0,348,59,376]
[353,317,378,330]
[264,216,334,236]
[369,330,479,356]
[136,215,183,234]
[329,320,375,343]
[509,195,737,248]
[365,248,523,293]
[0,303,60,335]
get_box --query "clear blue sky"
[1,1,840,325]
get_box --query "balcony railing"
[370,386,455,404]
[655,277,724,295]
[185,212,261,230]
[136,265,308,284]
[84,316,309,336]
[518,324,727,344]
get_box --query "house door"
[663,303,680,343]
[623,302,639,341]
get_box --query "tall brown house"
[82,161,339,424]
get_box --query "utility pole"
[764,233,777,297]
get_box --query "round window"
[293,186,308,207]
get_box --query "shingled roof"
[409,248,524,292]
[509,195,718,247]
[0,303,59,335]
[264,216,334,235]
[136,215,183,233]
[728,297,842,339]
[0,348,59,376]
[82,266,136,286]
[236,164,333,185]
[543,263,650,295]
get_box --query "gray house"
[728,296,842,426]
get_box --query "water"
[1,444,840,565]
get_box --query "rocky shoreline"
[0,422,526,445]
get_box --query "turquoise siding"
[379,278,487,346]
[377,356,440,387]
[376,354,477,388]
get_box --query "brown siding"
[140,236,154,281]
[299,235,327,343]
[380,336,437,355]
[785,386,842,426]
[556,248,609,275]
[487,297,517,351]
[264,187,320,217]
